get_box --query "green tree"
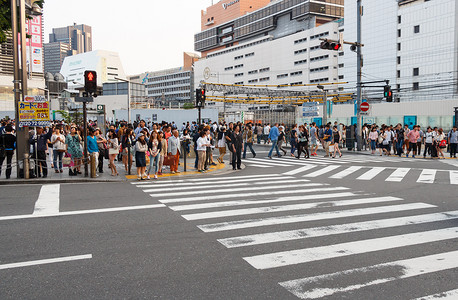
[183,102,195,110]
[0,0,45,44]
[56,110,83,126]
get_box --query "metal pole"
[454,107,458,127]
[356,0,363,151]
[127,81,131,124]
[323,90,328,125]
[83,102,89,177]
[198,106,202,125]
[127,135,131,175]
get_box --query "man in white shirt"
[263,124,271,144]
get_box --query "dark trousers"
[423,143,433,157]
[194,146,199,169]
[290,139,297,154]
[450,143,457,157]
[35,150,48,177]
[243,142,255,158]
[297,142,309,158]
[396,139,404,156]
[232,147,242,169]
[205,147,211,170]
[0,150,14,178]
[98,149,105,172]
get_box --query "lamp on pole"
[115,77,131,124]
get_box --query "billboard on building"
[25,15,44,73]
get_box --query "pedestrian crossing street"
[132,174,458,299]
[243,156,458,185]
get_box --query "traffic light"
[201,89,206,104]
[84,70,97,94]
[196,88,202,106]
[384,85,393,102]
[320,41,341,51]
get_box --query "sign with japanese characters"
[18,96,50,127]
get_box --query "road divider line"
[169,192,358,211]
[33,184,60,216]
[279,250,458,299]
[0,254,92,270]
[158,185,345,204]
[182,196,404,221]
[219,210,458,248]
[244,226,458,270]
[197,203,435,232]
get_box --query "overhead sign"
[302,102,319,117]
[18,95,50,127]
[302,112,320,117]
[75,97,94,103]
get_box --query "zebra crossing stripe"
[131,174,281,184]
[168,192,357,211]
[243,226,458,270]
[197,203,435,232]
[329,166,362,179]
[283,165,316,175]
[218,210,458,248]
[276,157,331,165]
[137,176,294,188]
[357,167,386,180]
[303,165,340,177]
[386,168,411,182]
[417,169,437,184]
[243,159,297,167]
[149,182,315,198]
[279,250,458,299]
[450,171,458,185]
[142,179,310,193]
[245,163,271,168]
[411,289,458,300]
[182,196,404,221]
[158,185,342,204]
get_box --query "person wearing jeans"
[51,127,66,173]
[267,123,281,159]
[242,124,256,159]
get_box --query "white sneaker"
[154,175,158,179]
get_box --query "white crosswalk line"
[245,163,271,168]
[268,157,332,166]
[283,165,316,175]
[329,166,362,179]
[417,169,437,184]
[197,203,435,232]
[131,174,281,184]
[244,226,458,270]
[137,176,294,188]
[386,168,411,182]
[143,179,310,193]
[182,196,404,221]
[33,184,60,216]
[149,182,314,198]
[357,167,386,180]
[303,165,340,177]
[218,210,458,248]
[243,159,297,167]
[279,250,458,299]
[158,185,342,204]
[411,289,458,300]
[450,171,458,185]
[168,192,357,211]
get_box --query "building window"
[234,55,243,60]
[294,48,307,55]
[234,81,243,85]
[397,70,401,78]
[259,77,270,82]
[414,25,420,34]
[294,59,307,66]
[413,82,419,90]
[413,68,419,76]
[397,56,401,64]
[294,37,307,44]
[248,79,258,83]
[224,66,233,71]
[245,52,255,57]
[398,29,401,38]
[338,75,344,80]
[398,16,401,24]
[290,71,303,76]
[397,43,401,51]
[259,67,270,73]
[234,64,244,69]
[277,73,288,79]
[338,63,344,68]
[234,73,243,77]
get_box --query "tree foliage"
[0,0,45,44]
[183,102,195,110]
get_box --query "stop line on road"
[132,173,458,299]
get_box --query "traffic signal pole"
[356,0,363,151]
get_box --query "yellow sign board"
[18,95,51,127]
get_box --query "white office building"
[340,0,458,102]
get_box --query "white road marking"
[244,163,271,168]
[357,167,386,180]
[136,176,294,188]
[142,179,310,193]
[197,203,435,232]
[157,185,346,204]
[329,166,362,179]
[0,254,92,270]
[279,250,458,299]
[386,168,411,182]
[182,196,403,221]
[131,174,281,184]
[243,159,297,167]
[303,165,340,177]
[33,184,60,216]
[417,169,437,184]
[0,204,166,221]
[412,289,458,300]
[219,210,458,248]
[283,165,317,175]
[450,171,458,185]
[169,192,357,211]
[244,226,458,270]
[149,183,314,198]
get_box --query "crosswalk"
[243,156,458,185]
[132,174,458,299]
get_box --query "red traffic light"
[84,70,97,93]
[320,41,341,51]
[87,72,95,81]
[332,43,341,50]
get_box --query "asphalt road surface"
[1,145,457,299]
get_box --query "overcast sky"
[43,0,214,75]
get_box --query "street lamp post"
[115,77,131,124]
